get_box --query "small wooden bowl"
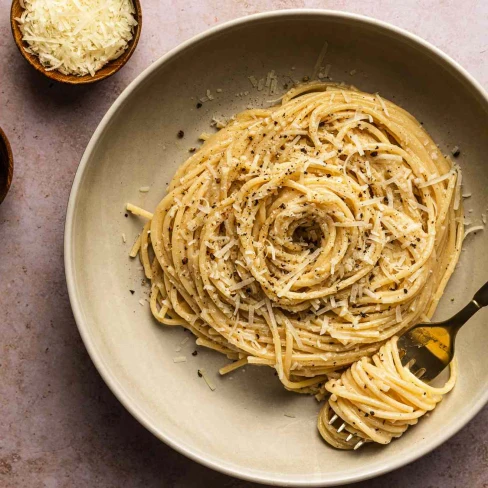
[10,0,142,84]
[0,127,13,205]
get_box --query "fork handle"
[473,281,488,308]
[447,281,488,332]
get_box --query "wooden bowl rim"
[10,0,142,85]
[0,126,14,205]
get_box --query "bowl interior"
[66,12,488,486]
[10,0,142,84]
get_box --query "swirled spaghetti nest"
[129,83,463,393]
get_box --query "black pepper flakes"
[129,290,135,295]
[182,257,188,265]
[177,130,184,138]
[192,350,198,356]
[196,102,202,109]
[197,370,203,377]
[371,151,378,157]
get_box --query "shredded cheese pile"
[128,83,463,395]
[15,0,137,76]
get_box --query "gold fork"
[329,281,488,449]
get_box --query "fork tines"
[328,414,364,450]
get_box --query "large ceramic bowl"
[65,10,488,486]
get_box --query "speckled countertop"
[0,1,487,487]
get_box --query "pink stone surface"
[0,1,487,487]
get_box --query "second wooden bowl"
[0,127,13,205]
[10,0,142,84]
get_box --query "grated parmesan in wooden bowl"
[10,0,142,84]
